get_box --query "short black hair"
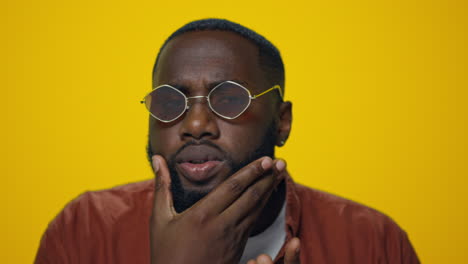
[152,18,285,93]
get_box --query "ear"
[276,101,292,147]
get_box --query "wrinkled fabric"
[35,173,420,264]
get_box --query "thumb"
[151,155,175,219]
[284,237,300,264]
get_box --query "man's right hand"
[149,155,286,264]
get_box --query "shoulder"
[79,179,155,207]
[47,179,155,235]
[35,180,155,263]
[291,183,409,244]
[292,183,419,262]
[294,182,397,228]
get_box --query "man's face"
[149,31,285,212]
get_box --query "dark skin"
[149,31,299,264]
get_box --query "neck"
[249,179,286,237]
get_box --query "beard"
[147,121,277,213]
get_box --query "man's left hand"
[246,237,300,264]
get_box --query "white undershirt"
[239,201,287,264]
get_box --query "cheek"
[217,117,272,160]
[149,120,180,157]
[148,101,275,161]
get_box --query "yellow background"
[3,0,467,263]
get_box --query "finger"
[151,155,175,220]
[222,159,286,227]
[256,254,273,264]
[284,237,301,264]
[193,156,274,215]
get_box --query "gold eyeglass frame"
[140,80,283,123]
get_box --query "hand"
[246,238,300,264]
[150,155,286,264]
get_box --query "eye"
[162,99,184,108]
[216,95,244,105]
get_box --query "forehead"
[154,31,264,90]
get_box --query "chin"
[180,171,230,194]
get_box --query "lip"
[177,160,225,183]
[174,144,227,184]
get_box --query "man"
[35,19,420,264]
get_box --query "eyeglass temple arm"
[251,85,283,99]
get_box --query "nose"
[179,97,220,141]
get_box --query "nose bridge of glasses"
[186,95,209,109]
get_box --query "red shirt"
[35,174,420,263]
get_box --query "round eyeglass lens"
[209,82,250,118]
[145,86,186,121]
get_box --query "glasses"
[141,81,283,123]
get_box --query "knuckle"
[192,210,210,225]
[154,175,171,191]
[217,221,234,235]
[227,178,244,194]
[249,187,262,202]
[154,181,166,191]
[249,162,264,175]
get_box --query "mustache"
[168,140,229,164]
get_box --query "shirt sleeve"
[400,230,420,264]
[34,216,69,264]
[34,193,90,264]
[385,222,421,264]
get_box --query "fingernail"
[275,159,286,171]
[261,157,273,170]
[152,156,160,172]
